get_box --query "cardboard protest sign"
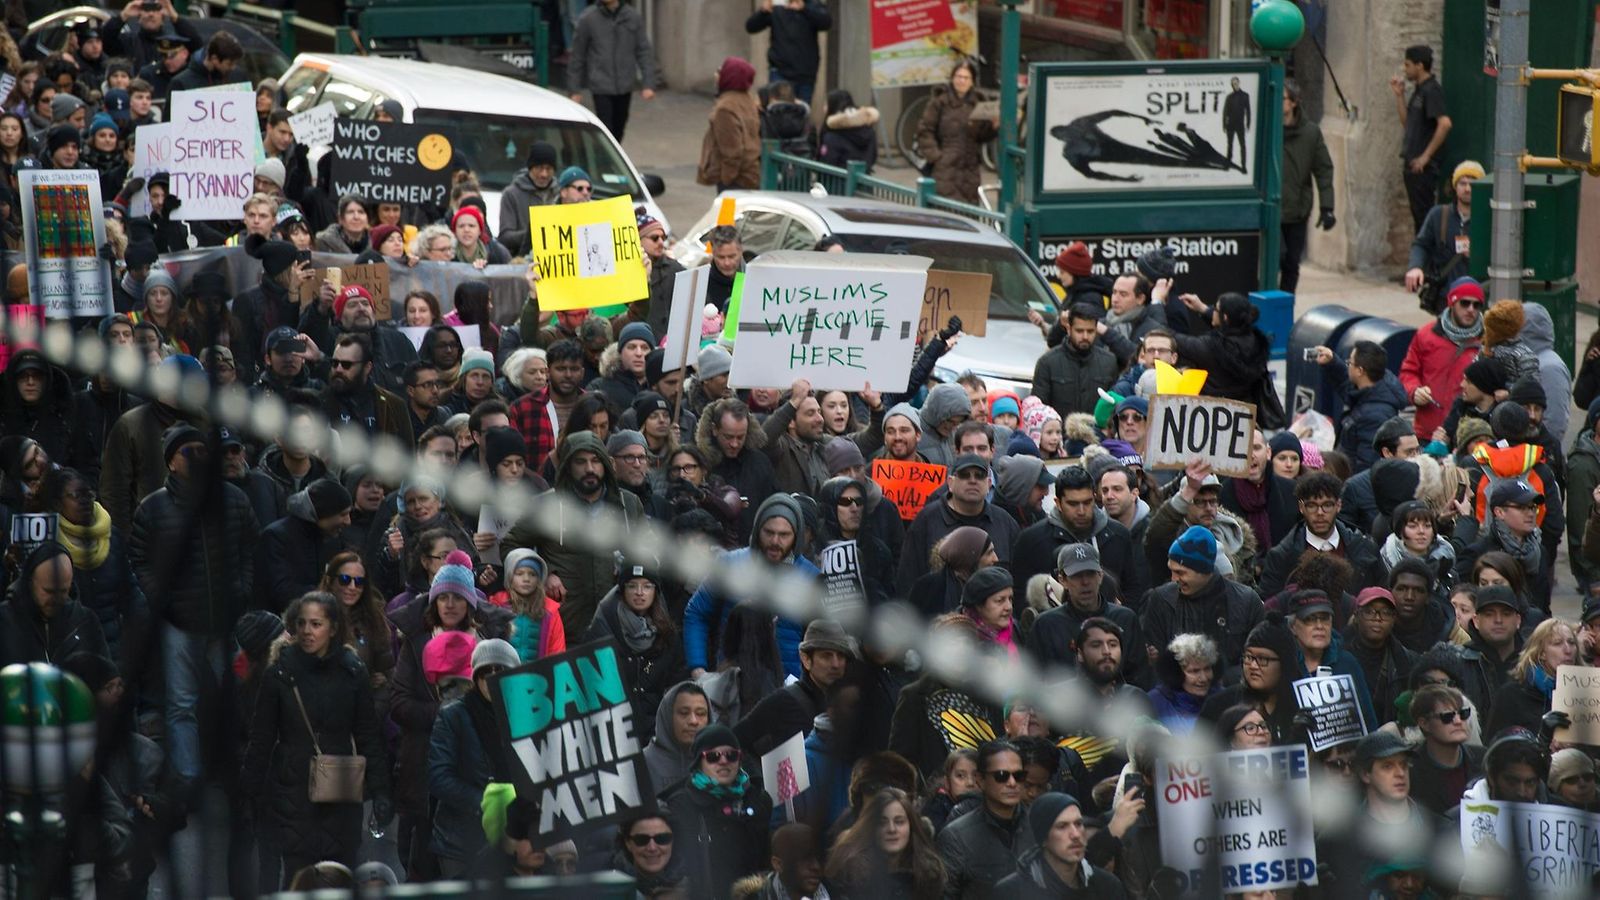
[762,731,811,820]
[9,513,58,558]
[729,251,931,392]
[289,103,337,147]
[1461,799,1600,893]
[1552,665,1600,744]
[919,269,991,340]
[1291,673,1368,752]
[527,195,647,311]
[663,267,709,374]
[1157,746,1318,895]
[165,89,258,221]
[18,170,111,318]
[819,540,867,624]
[490,640,651,839]
[1144,394,1256,478]
[331,119,455,208]
[291,263,392,318]
[398,324,481,352]
[871,459,947,521]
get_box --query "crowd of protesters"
[0,11,1597,900]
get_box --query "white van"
[277,54,669,235]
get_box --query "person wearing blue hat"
[557,166,593,204]
[1142,522,1266,667]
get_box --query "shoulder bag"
[292,683,367,804]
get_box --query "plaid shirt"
[508,387,559,472]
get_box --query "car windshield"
[833,235,1050,319]
[411,110,642,200]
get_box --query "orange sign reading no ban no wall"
[871,458,948,521]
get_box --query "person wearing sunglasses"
[1406,683,1483,815]
[662,723,772,899]
[612,809,685,895]
[1548,748,1599,811]
[318,550,395,704]
[936,739,1035,899]
[1398,275,1484,443]
[556,165,595,205]
[814,475,895,607]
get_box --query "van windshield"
[410,110,642,200]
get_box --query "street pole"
[998,0,1022,212]
[1489,0,1530,303]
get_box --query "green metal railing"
[760,141,1009,232]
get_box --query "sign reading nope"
[1144,393,1256,478]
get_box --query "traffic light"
[1557,84,1599,168]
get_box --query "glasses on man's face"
[1359,606,1396,622]
[411,379,445,390]
[1432,707,1472,725]
[1242,652,1279,669]
[988,769,1024,784]
[641,233,665,242]
[569,184,593,194]
[1301,500,1338,513]
[336,573,366,587]
[1192,497,1221,509]
[614,453,649,465]
[331,358,362,370]
[437,341,462,352]
[1234,721,1269,736]
[1419,676,1454,688]
[628,832,673,847]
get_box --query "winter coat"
[2,355,95,477]
[502,431,645,637]
[994,849,1127,899]
[1139,575,1265,669]
[1147,682,1216,735]
[682,546,815,679]
[1097,303,1168,368]
[232,279,302,382]
[128,474,258,636]
[584,589,689,745]
[497,170,559,258]
[1398,318,1481,439]
[254,486,351,611]
[1142,491,1258,583]
[1280,115,1335,224]
[762,99,816,157]
[1011,505,1147,610]
[1257,521,1382,599]
[568,1,657,96]
[320,382,415,447]
[1219,472,1299,552]
[896,497,1021,597]
[72,383,136,481]
[1171,324,1273,409]
[699,87,762,189]
[1485,672,1550,739]
[1031,340,1119,420]
[662,778,773,900]
[0,548,110,666]
[819,106,879,173]
[732,673,825,760]
[1291,636,1378,730]
[1326,368,1410,470]
[889,675,1003,778]
[1341,632,1417,728]
[745,3,830,83]
[1025,597,1146,686]
[1571,430,1600,583]
[643,681,703,796]
[1520,303,1572,443]
[762,400,829,496]
[229,470,289,536]
[297,308,418,396]
[428,693,507,864]
[239,642,389,865]
[644,252,686,337]
[916,85,996,204]
[313,222,368,255]
[63,521,145,658]
[938,802,1038,900]
[696,415,776,543]
[99,402,199,530]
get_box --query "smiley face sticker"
[417,133,452,171]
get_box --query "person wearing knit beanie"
[617,321,655,351]
[1055,242,1093,279]
[1455,417,1494,454]
[696,344,732,381]
[45,124,80,164]
[255,157,286,192]
[367,223,401,258]
[1508,377,1545,411]
[162,423,205,465]
[305,478,352,520]
[49,93,84,124]
[689,722,741,767]
[822,436,866,476]
[961,565,1013,608]
[460,347,496,381]
[1462,357,1506,397]
[482,426,529,476]
[1490,401,1535,443]
[1548,748,1597,802]
[1168,525,1217,575]
[430,558,480,605]
[1268,431,1303,480]
[1027,791,1080,847]
[88,112,117,141]
[422,630,477,685]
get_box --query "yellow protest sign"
[527,194,647,311]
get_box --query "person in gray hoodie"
[917,382,970,468]
[1519,302,1572,444]
[495,141,559,258]
[643,681,711,797]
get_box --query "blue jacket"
[427,695,497,864]
[682,547,817,678]
[1324,364,1408,471]
[783,720,851,830]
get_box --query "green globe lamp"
[1250,0,1306,54]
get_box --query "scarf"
[1378,532,1456,571]
[617,603,657,652]
[1102,304,1141,339]
[1531,665,1556,703]
[1491,518,1542,574]
[1436,307,1483,346]
[1231,476,1273,553]
[455,240,487,264]
[690,768,750,800]
[57,503,112,569]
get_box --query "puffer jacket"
[1569,427,1600,584]
[1142,490,1257,584]
[1324,365,1409,471]
[502,430,645,638]
[1031,340,1119,420]
[240,641,389,865]
[1398,317,1481,439]
[1521,303,1572,443]
[819,105,879,172]
[254,485,349,611]
[496,170,559,258]
[428,691,509,865]
[937,802,1038,900]
[128,474,258,636]
[1,351,95,476]
[1139,574,1265,668]
[916,84,996,204]
[0,545,111,666]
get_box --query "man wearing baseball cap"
[895,453,1022,594]
[1346,587,1417,726]
[251,325,325,399]
[1352,732,1431,861]
[1457,584,1524,715]
[1453,478,1552,609]
[300,282,417,394]
[1026,543,1144,683]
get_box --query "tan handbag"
[292,685,367,804]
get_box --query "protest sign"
[762,732,811,821]
[330,119,455,207]
[720,272,745,344]
[128,122,172,219]
[527,195,647,311]
[1157,746,1318,895]
[1552,664,1600,744]
[819,540,867,624]
[871,459,947,521]
[398,324,481,352]
[291,263,392,318]
[491,640,650,839]
[477,504,516,567]
[1461,799,1600,892]
[664,267,709,374]
[919,269,991,339]
[165,89,258,221]
[730,251,931,392]
[9,513,58,558]
[18,170,111,318]
[1144,393,1255,478]
[0,304,41,369]
[289,102,337,147]
[1291,673,1368,752]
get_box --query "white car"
[672,192,1056,392]
[277,53,668,236]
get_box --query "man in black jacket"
[1025,543,1146,688]
[1344,587,1418,727]
[734,619,852,758]
[897,454,1021,595]
[1388,558,1457,654]
[1011,465,1143,603]
[1258,471,1381,597]
[744,0,831,103]
[0,543,110,667]
[254,480,352,611]
[300,285,417,395]
[1141,524,1265,668]
[1456,585,1523,716]
[938,739,1037,900]
[994,792,1124,899]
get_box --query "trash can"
[1286,304,1370,420]
[1249,289,1294,361]
[1335,317,1418,382]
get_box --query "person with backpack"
[1404,161,1481,311]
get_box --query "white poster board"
[1156,746,1318,895]
[1291,673,1368,752]
[477,505,516,567]
[289,102,337,148]
[1461,799,1600,893]
[1552,665,1600,744]
[166,88,259,221]
[663,267,708,375]
[18,170,111,318]
[1144,393,1255,478]
[1039,70,1261,193]
[728,251,930,392]
[760,731,811,818]
[128,122,173,219]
